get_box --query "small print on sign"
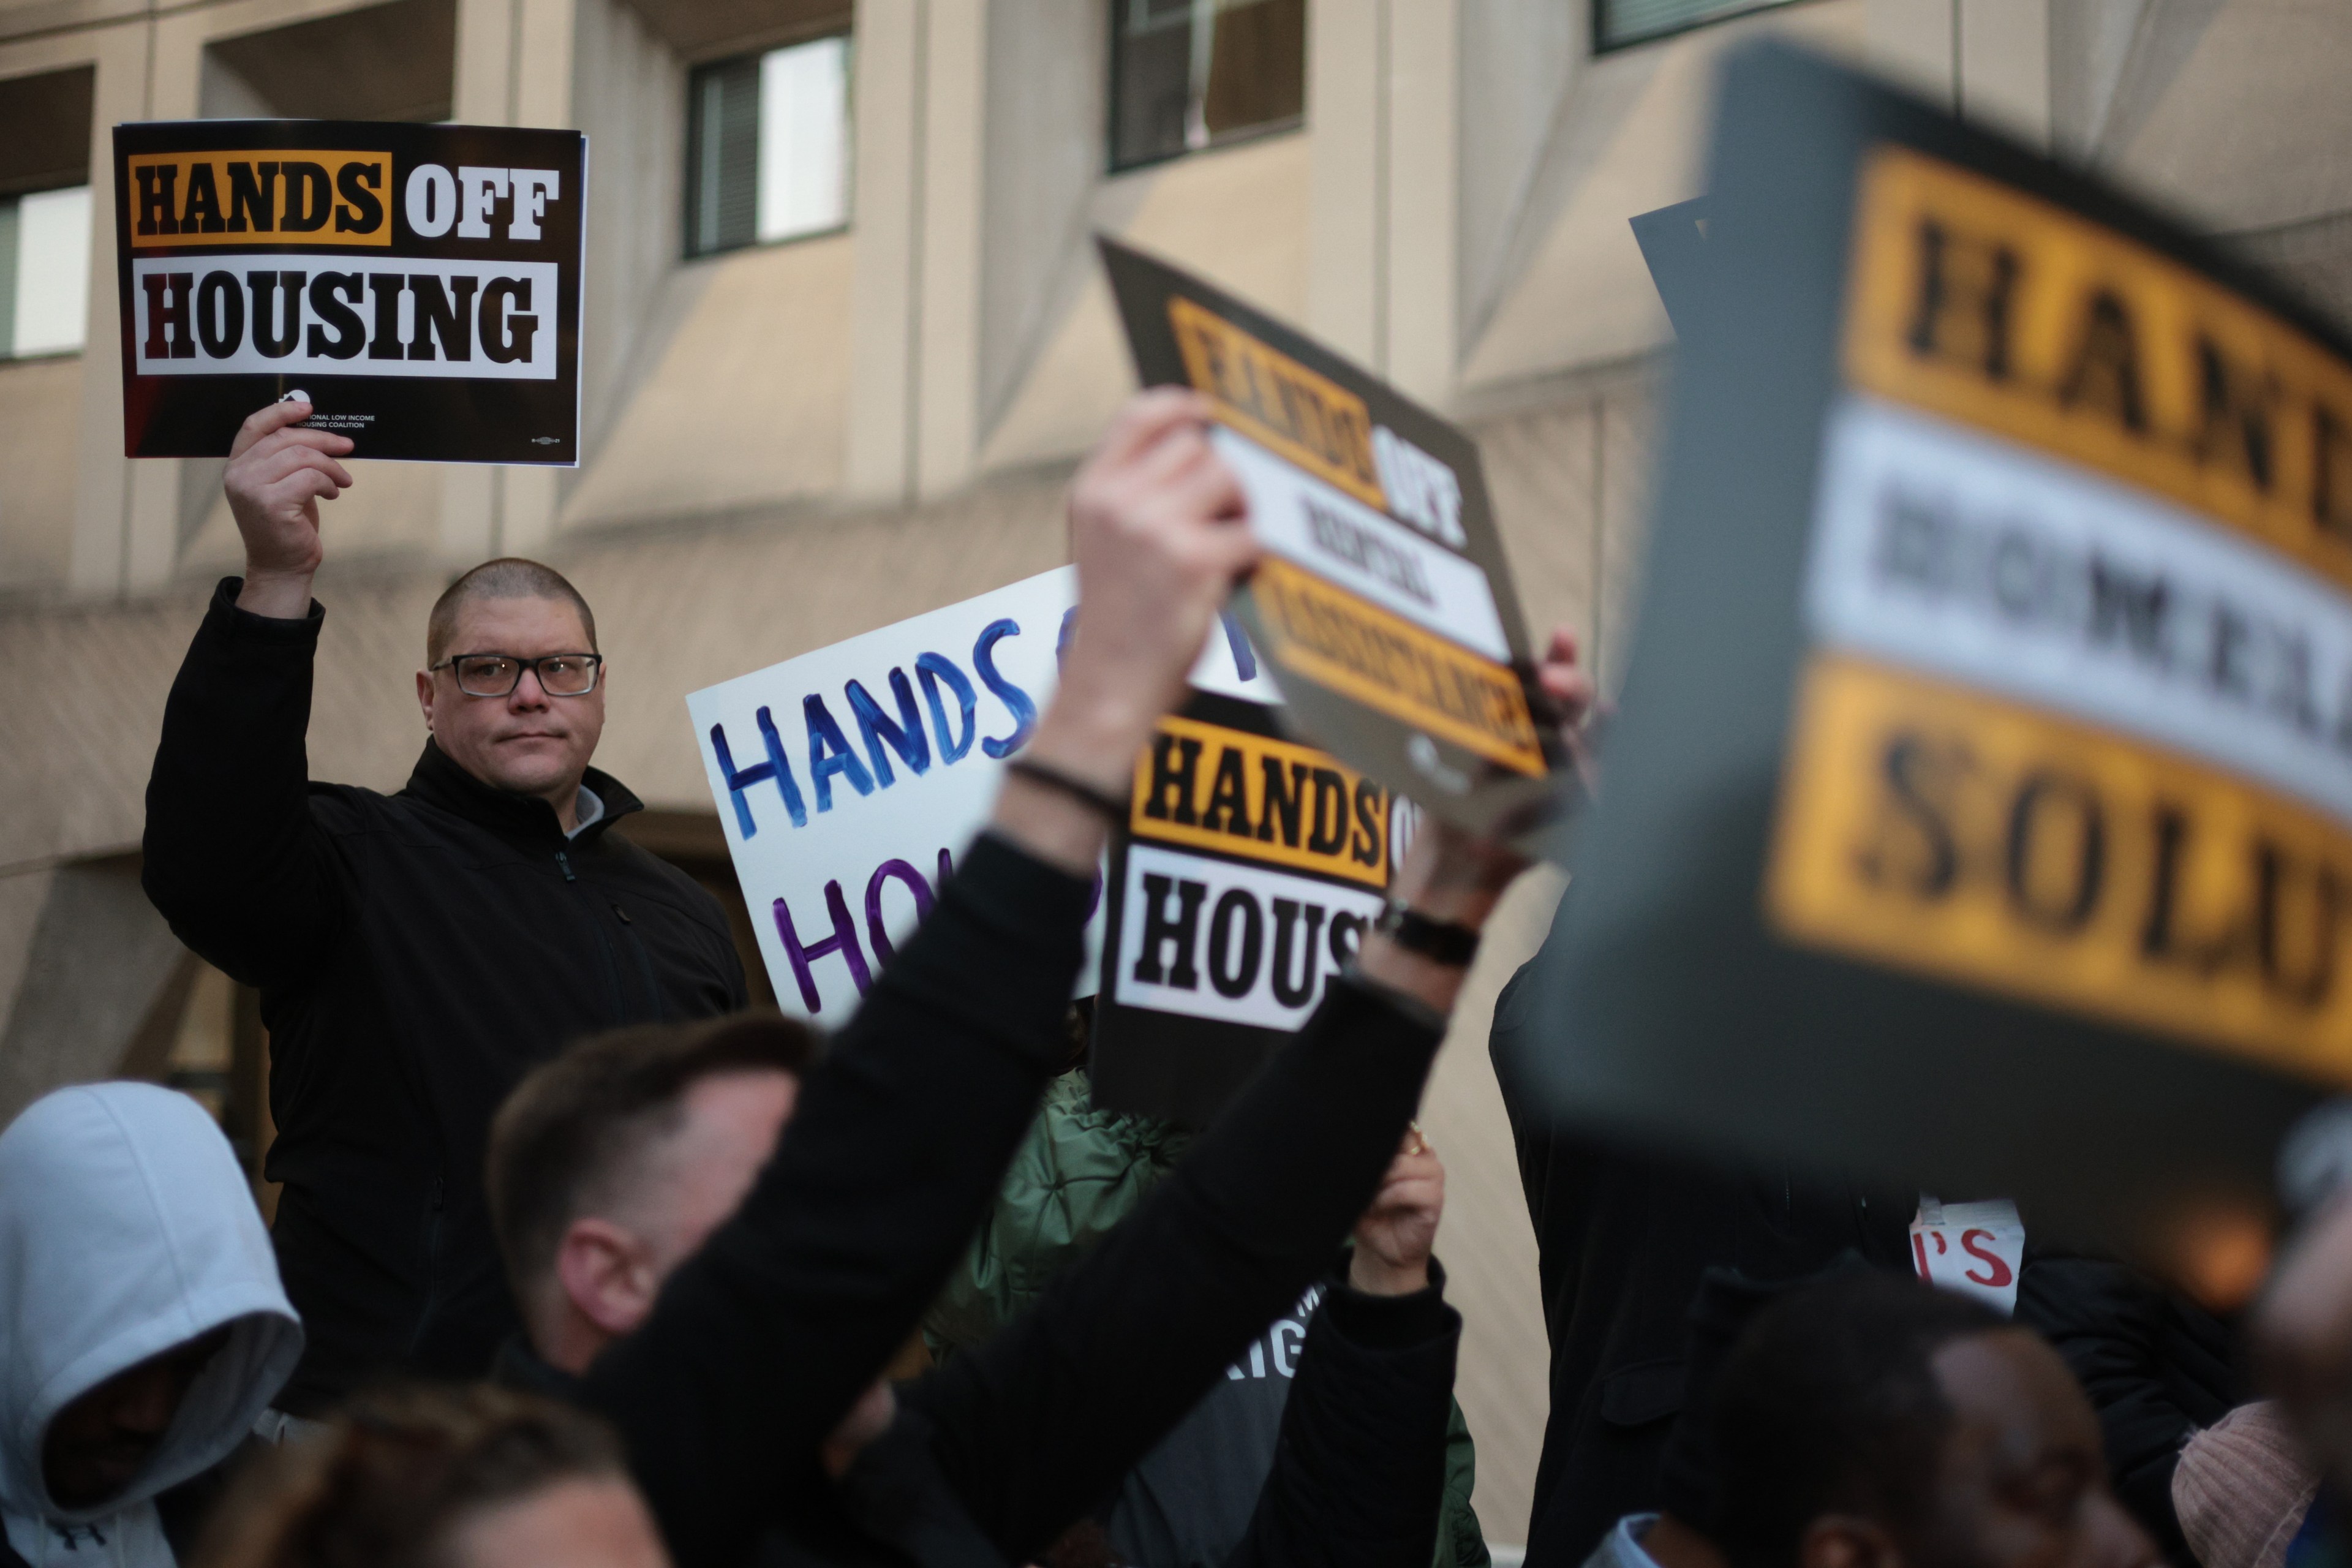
[1910,1199,2025,1314]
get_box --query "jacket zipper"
[611,902,669,1021]
[559,846,629,1021]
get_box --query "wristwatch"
[1373,899,1482,967]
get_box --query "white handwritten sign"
[688,567,1275,1021]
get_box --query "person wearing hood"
[0,1082,304,1568]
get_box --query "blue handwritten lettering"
[917,652,978,764]
[772,881,869,1012]
[1221,611,1258,680]
[974,618,1037,759]
[804,693,875,813]
[864,858,935,963]
[847,668,931,786]
[708,706,808,837]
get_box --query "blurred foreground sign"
[112,120,583,462]
[1099,238,1574,853]
[1530,42,2352,1286]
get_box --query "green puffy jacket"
[922,1070,1490,1568]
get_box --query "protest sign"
[1629,197,1711,341]
[1528,41,2350,1288]
[688,569,1077,1023]
[1091,687,1396,1125]
[112,120,584,462]
[1099,238,1574,853]
[687,568,1274,1025]
[1910,1200,2026,1315]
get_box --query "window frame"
[680,28,855,265]
[1590,0,1814,56]
[1104,0,1306,177]
[0,181,95,363]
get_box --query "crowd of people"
[8,385,2352,1568]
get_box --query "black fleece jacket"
[510,829,1449,1567]
[1490,903,1913,1568]
[141,581,747,1411]
[1224,1259,1464,1568]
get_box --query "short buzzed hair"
[486,1014,820,1310]
[1709,1273,2008,1568]
[427,558,599,665]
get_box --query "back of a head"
[0,1083,303,1521]
[192,1382,638,1568]
[486,1014,820,1319]
[1710,1272,2006,1568]
[426,559,598,665]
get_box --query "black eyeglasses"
[431,652,604,697]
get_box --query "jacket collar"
[401,739,642,848]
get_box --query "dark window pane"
[1596,0,1802,51]
[1110,0,1305,173]
[686,55,761,258]
[1202,0,1303,141]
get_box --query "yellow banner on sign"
[1167,297,1389,510]
[1844,145,2352,596]
[1128,714,1390,889]
[126,152,394,249]
[1250,557,1547,776]
[1766,652,2352,1088]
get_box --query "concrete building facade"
[3,0,2350,1546]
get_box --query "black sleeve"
[141,578,347,987]
[1226,1262,1462,1568]
[578,831,1093,1568]
[1488,910,1602,1353]
[908,971,1448,1562]
[2015,1256,2198,1565]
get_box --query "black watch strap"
[1373,900,1481,967]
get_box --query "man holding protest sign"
[141,397,747,1414]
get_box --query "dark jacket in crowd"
[921,1069,1487,1568]
[141,581,747,1412]
[500,830,1453,1567]
[1488,905,1914,1568]
[2016,1253,2247,1566]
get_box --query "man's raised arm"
[142,399,356,986]
[574,388,1262,1567]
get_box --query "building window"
[0,186,91,360]
[1109,0,1305,173]
[1594,0,1804,51]
[685,32,851,260]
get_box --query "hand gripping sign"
[113,120,584,462]
[1528,41,2352,1299]
[1098,238,1577,856]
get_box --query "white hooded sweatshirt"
[0,1084,303,1568]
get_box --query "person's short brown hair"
[486,1013,820,1310]
[426,559,598,666]
[190,1382,626,1568]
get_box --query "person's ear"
[417,668,436,733]
[1800,1515,1905,1568]
[554,1217,660,1338]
